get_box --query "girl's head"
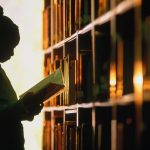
[0,6,20,62]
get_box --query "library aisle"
[42,0,150,150]
[1,0,150,150]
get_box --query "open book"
[19,68,65,103]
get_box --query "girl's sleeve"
[0,100,34,121]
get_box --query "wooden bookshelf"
[42,0,150,149]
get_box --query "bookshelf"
[42,0,150,149]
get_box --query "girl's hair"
[0,6,20,47]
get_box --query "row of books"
[43,120,93,150]
[42,11,150,107]
[42,0,128,49]
[42,101,150,150]
[41,36,120,107]
[41,0,150,149]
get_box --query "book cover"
[19,68,65,103]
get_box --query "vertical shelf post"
[110,0,117,150]
[133,0,143,149]
[91,0,96,150]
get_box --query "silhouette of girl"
[0,6,43,150]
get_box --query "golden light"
[133,74,143,86]
[0,1,44,150]
[133,62,143,105]
[133,62,143,84]
[110,63,116,86]
[110,75,116,86]
[110,63,116,98]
